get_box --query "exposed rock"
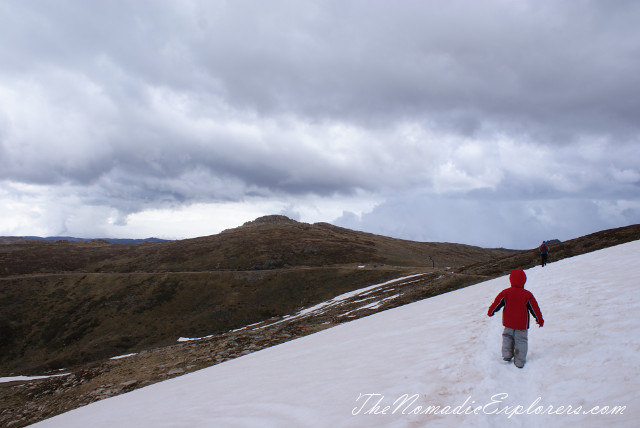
[242,215,299,227]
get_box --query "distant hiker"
[487,269,544,369]
[539,241,549,267]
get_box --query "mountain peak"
[242,215,299,227]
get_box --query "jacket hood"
[509,269,527,288]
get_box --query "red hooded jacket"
[488,269,544,330]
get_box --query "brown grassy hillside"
[84,215,514,273]
[1,216,511,277]
[0,215,513,375]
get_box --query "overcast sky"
[1,0,639,249]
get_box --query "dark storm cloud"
[6,1,639,132]
[187,0,640,138]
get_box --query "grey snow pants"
[502,327,528,368]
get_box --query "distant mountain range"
[15,236,171,245]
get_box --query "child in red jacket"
[488,269,544,368]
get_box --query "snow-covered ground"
[33,240,640,427]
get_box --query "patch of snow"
[296,274,425,315]
[109,353,138,360]
[177,335,214,342]
[365,293,400,310]
[339,294,402,318]
[349,295,380,304]
[254,274,426,330]
[357,277,422,296]
[0,373,71,384]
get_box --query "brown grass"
[1,216,514,375]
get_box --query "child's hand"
[537,319,544,328]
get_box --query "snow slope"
[32,240,640,428]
